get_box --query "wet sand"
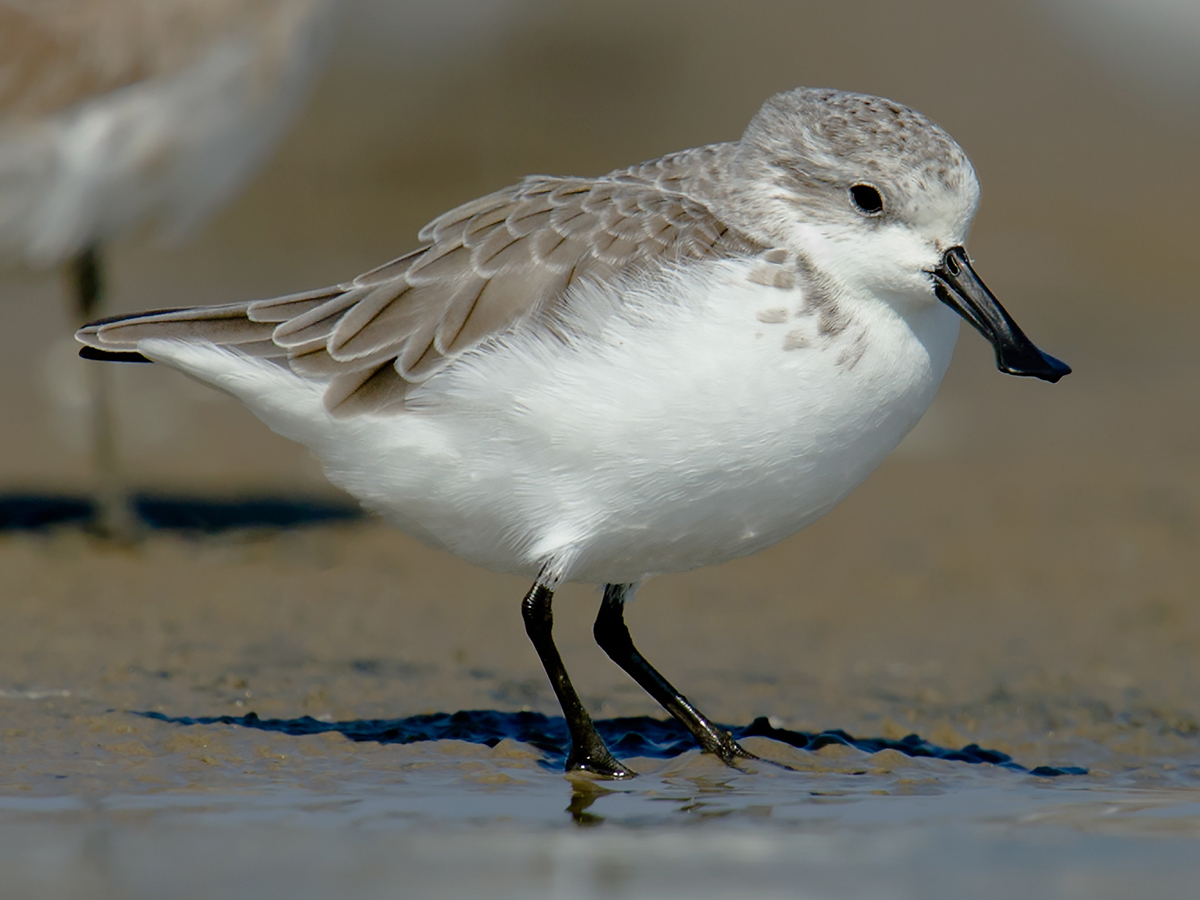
[3,0,1200,895]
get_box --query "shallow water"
[2,711,1199,899]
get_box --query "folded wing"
[77,144,762,416]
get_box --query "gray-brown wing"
[79,151,763,417]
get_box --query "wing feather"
[434,278,490,355]
[246,285,345,322]
[324,361,407,417]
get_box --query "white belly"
[144,259,960,584]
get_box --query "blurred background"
[1,2,1199,891]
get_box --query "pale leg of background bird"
[69,244,138,541]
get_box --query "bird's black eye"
[850,184,884,216]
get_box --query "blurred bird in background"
[0,0,335,538]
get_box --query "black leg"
[521,581,633,778]
[594,583,755,766]
[71,244,138,542]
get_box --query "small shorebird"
[0,0,334,537]
[78,87,1069,776]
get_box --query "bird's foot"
[566,745,636,779]
[707,729,759,767]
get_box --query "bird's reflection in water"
[567,780,611,827]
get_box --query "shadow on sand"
[0,493,363,533]
[138,709,1086,777]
